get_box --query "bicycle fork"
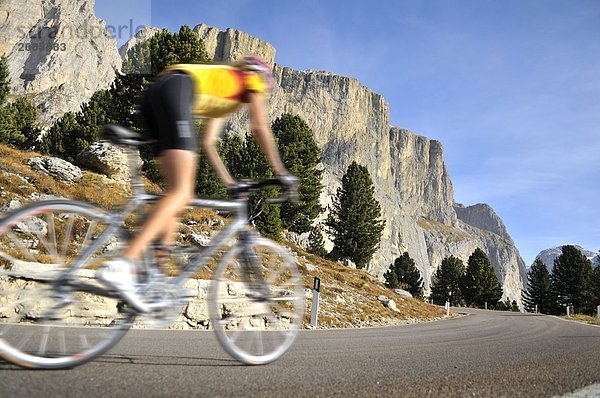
[238,230,270,301]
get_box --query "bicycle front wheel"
[0,200,133,369]
[208,237,305,365]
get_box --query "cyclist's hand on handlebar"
[227,180,251,198]
[277,174,300,203]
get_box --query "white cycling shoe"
[98,257,150,314]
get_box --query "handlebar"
[228,178,299,204]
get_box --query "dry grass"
[285,239,448,328]
[563,314,600,326]
[417,217,470,242]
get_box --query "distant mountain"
[534,245,600,272]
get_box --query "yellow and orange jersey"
[163,64,268,118]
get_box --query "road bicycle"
[0,125,305,369]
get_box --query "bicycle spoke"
[81,221,97,252]
[46,213,61,264]
[37,327,50,355]
[26,219,55,262]
[254,330,264,355]
[0,324,15,337]
[17,330,34,350]
[80,334,90,350]
[229,328,243,344]
[6,230,36,262]
[60,215,75,259]
[58,330,66,355]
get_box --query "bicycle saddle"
[102,124,156,147]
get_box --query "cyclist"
[99,56,298,313]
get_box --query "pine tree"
[325,161,385,269]
[522,258,555,314]
[307,225,327,257]
[590,266,600,308]
[0,56,9,107]
[383,252,423,298]
[271,114,324,234]
[430,256,465,306]
[0,96,40,149]
[551,245,594,314]
[462,248,503,308]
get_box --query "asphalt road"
[1,308,599,397]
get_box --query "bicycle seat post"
[127,147,146,197]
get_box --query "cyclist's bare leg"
[122,149,197,261]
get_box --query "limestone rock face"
[1,0,122,124]
[194,25,528,304]
[118,26,161,61]
[455,203,512,243]
[194,24,276,67]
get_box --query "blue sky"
[96,0,600,266]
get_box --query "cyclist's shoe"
[98,257,150,314]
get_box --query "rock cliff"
[195,25,528,303]
[0,0,121,124]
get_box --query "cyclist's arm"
[247,92,289,177]
[201,117,236,187]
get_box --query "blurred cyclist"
[99,56,298,312]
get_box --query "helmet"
[243,56,275,91]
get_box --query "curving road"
[1,308,600,397]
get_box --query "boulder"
[394,289,413,298]
[27,156,82,183]
[76,141,141,183]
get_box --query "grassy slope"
[0,143,447,328]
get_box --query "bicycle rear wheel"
[0,200,133,369]
[208,237,305,365]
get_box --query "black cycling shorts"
[140,72,196,153]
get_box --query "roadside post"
[597,305,600,321]
[311,277,321,327]
[566,305,570,317]
[485,302,488,310]
[535,304,538,313]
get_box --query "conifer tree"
[0,56,9,107]
[551,245,594,314]
[271,114,324,233]
[462,248,503,308]
[522,258,555,314]
[590,266,600,308]
[307,225,327,257]
[325,161,385,269]
[384,252,423,297]
[430,256,465,305]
